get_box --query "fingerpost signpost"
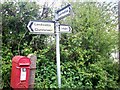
[27,4,72,88]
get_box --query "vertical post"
[55,12,61,88]
[119,0,120,67]
[118,0,120,86]
[27,54,37,89]
[0,2,2,89]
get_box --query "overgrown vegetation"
[1,1,119,89]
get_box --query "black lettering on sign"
[59,9,69,16]
[34,23,51,26]
[62,28,67,30]
[35,28,52,31]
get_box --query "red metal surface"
[10,56,31,89]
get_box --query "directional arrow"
[27,20,55,34]
[27,21,33,32]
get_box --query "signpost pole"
[118,1,120,86]
[27,4,72,88]
[55,13,61,88]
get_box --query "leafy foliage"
[1,1,119,89]
[2,1,40,88]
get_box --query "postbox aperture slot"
[19,63,30,66]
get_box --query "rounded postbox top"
[12,55,31,66]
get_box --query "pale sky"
[1,0,118,5]
[1,0,118,9]
[31,0,118,9]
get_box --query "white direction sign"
[27,20,55,34]
[27,4,73,88]
[56,4,72,20]
[59,24,72,33]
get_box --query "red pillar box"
[10,56,31,89]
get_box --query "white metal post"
[55,13,61,88]
[27,4,72,89]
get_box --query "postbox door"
[11,56,31,88]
